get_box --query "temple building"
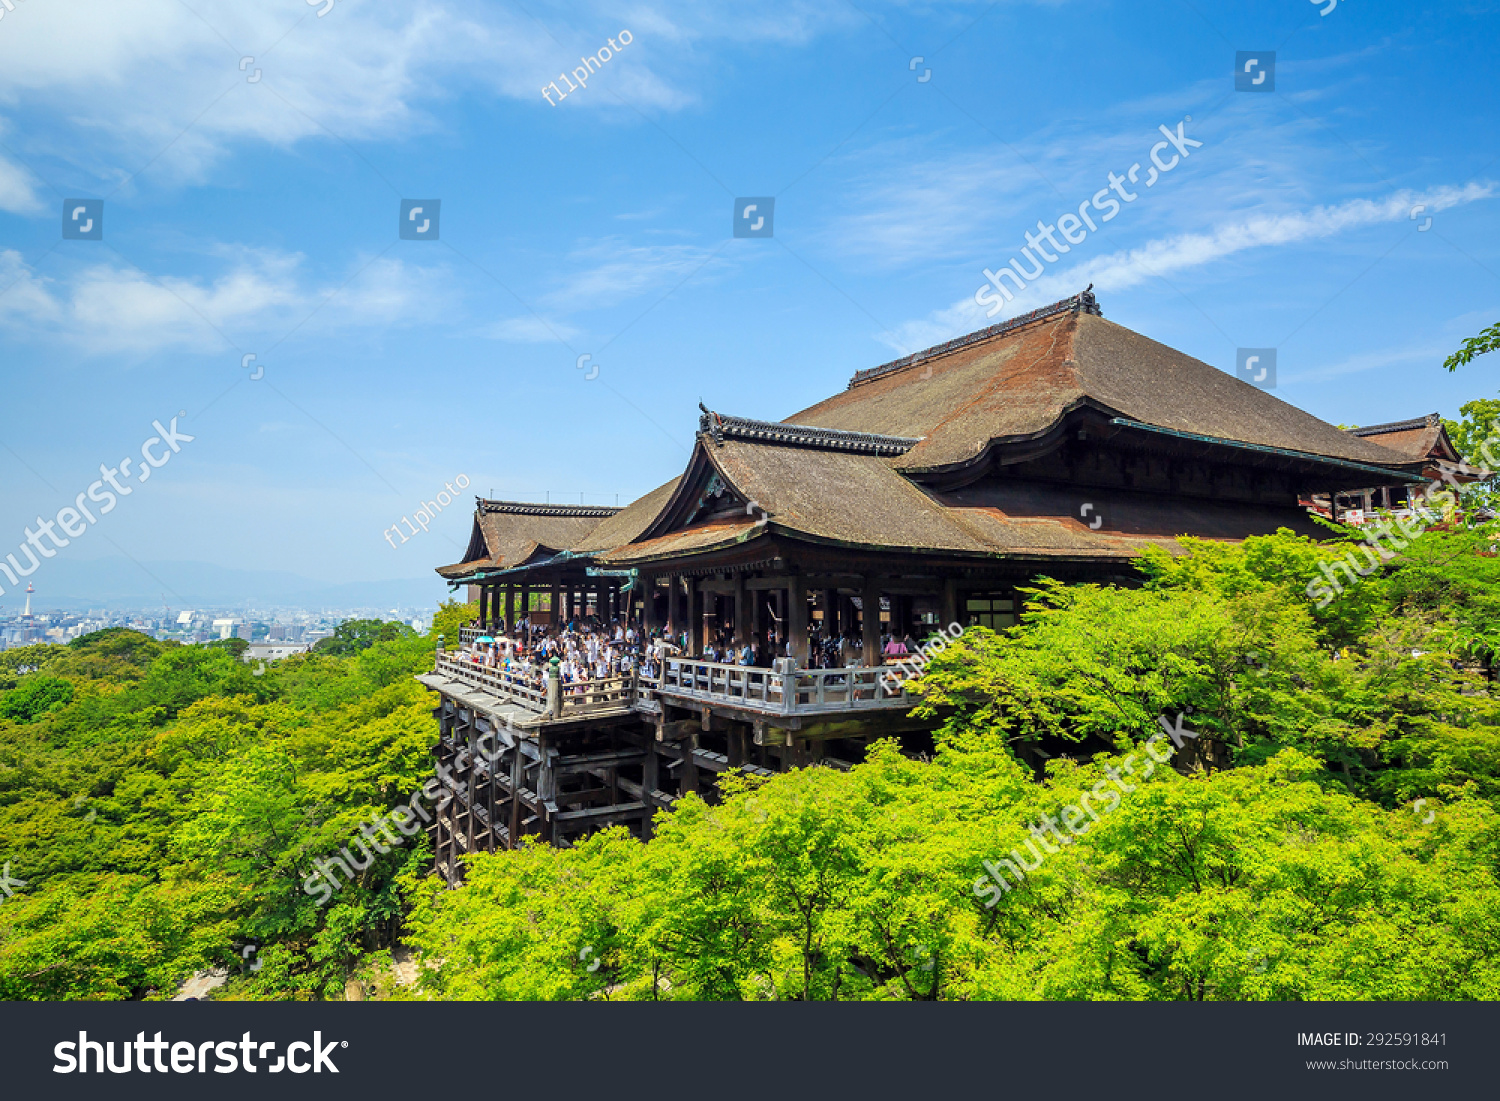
[1318,414,1476,522]
[416,289,1438,878]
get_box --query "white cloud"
[0,0,867,192]
[0,246,457,355]
[480,316,582,344]
[0,154,44,214]
[886,183,1498,354]
[542,238,725,311]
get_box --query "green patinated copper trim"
[1109,418,1427,483]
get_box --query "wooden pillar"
[641,745,659,840]
[667,575,681,637]
[942,579,960,632]
[550,579,561,628]
[688,579,703,656]
[643,575,659,633]
[787,574,807,664]
[537,735,556,843]
[734,573,749,648]
[504,585,515,629]
[862,579,881,666]
[682,732,701,795]
[519,582,530,624]
[751,584,763,646]
[508,745,524,846]
[821,587,837,643]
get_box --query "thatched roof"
[1348,414,1460,463]
[444,291,1429,578]
[788,299,1416,475]
[436,500,619,579]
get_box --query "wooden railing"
[651,658,911,714]
[560,672,634,717]
[458,625,512,647]
[435,651,912,722]
[436,652,549,711]
[435,652,632,720]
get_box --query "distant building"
[1305,414,1483,523]
[234,624,253,641]
[243,642,310,664]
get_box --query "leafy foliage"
[0,622,438,1000]
[1443,320,1500,371]
[312,619,416,656]
[5,519,1500,1001]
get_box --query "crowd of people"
[454,610,923,694]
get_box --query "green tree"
[0,674,73,723]
[313,619,415,656]
[430,599,478,649]
[1443,321,1500,371]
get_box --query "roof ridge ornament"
[847,286,1103,389]
[698,401,726,446]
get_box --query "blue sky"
[0,0,1497,601]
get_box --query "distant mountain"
[0,555,458,613]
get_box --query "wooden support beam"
[554,748,648,772]
[552,801,648,825]
[641,746,659,840]
[734,572,749,648]
[788,573,807,664]
[942,578,959,631]
[643,574,658,633]
[689,579,704,656]
[862,578,882,667]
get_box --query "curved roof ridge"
[698,405,919,456]
[478,499,622,517]
[1348,413,1442,437]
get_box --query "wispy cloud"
[0,247,457,356]
[542,239,725,311]
[886,183,1498,354]
[0,154,45,215]
[0,0,862,194]
[479,316,581,343]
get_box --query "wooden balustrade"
[654,657,910,714]
[435,650,911,723]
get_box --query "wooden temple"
[417,289,1437,879]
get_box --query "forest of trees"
[1,517,1499,1000]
